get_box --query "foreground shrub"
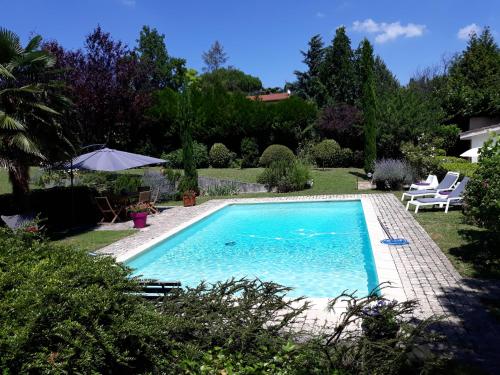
[464,136,500,233]
[240,137,260,168]
[162,141,209,168]
[0,229,170,373]
[259,144,295,167]
[257,160,311,192]
[311,139,341,168]
[209,143,232,168]
[373,159,415,190]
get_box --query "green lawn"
[50,229,136,252]
[395,194,498,279]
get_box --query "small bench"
[137,279,181,300]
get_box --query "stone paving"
[98,193,500,372]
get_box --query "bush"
[441,162,478,177]
[401,142,446,179]
[259,144,295,167]
[209,143,232,168]
[464,136,500,233]
[257,160,311,193]
[373,159,416,190]
[0,229,169,373]
[162,141,209,168]
[311,139,341,168]
[240,137,259,168]
[338,147,354,167]
[0,186,98,230]
[353,150,364,168]
[112,174,142,194]
[77,171,143,195]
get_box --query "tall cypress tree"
[177,85,199,193]
[321,26,356,104]
[359,39,377,173]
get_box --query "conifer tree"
[322,27,356,104]
[177,86,199,193]
[359,39,377,172]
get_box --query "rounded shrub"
[209,143,232,168]
[259,144,295,167]
[311,139,341,168]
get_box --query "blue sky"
[2,0,499,87]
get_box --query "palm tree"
[0,28,71,203]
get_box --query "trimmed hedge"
[259,145,295,167]
[0,186,98,230]
[441,162,478,177]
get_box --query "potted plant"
[182,190,196,207]
[128,203,149,228]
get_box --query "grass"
[163,167,369,206]
[50,229,136,252]
[395,194,499,280]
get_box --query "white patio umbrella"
[460,147,480,158]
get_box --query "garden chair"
[406,177,469,213]
[401,171,459,202]
[1,212,45,232]
[95,196,123,224]
[409,174,438,191]
[148,187,160,214]
[137,190,152,205]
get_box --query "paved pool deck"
[98,193,500,372]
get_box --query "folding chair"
[148,187,160,214]
[137,190,152,205]
[95,196,123,224]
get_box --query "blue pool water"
[126,200,379,297]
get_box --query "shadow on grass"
[47,225,97,242]
[434,279,500,374]
[449,229,500,279]
[348,171,370,180]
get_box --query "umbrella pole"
[70,159,75,228]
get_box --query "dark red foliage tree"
[316,103,362,149]
[43,27,166,155]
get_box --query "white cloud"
[457,23,482,40]
[352,18,426,43]
[316,12,326,18]
[121,0,136,6]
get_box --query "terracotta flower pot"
[130,211,148,228]
[183,192,196,207]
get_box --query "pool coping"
[115,197,405,305]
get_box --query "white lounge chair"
[409,174,439,191]
[406,177,469,213]
[401,172,459,202]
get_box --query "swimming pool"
[126,200,379,298]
